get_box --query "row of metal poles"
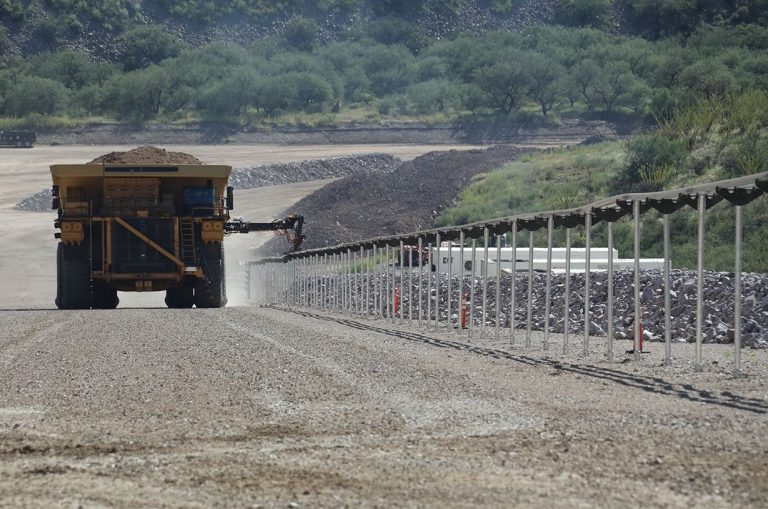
[251,198,746,375]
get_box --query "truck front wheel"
[165,282,194,308]
[59,243,91,309]
[195,244,227,308]
[93,281,119,309]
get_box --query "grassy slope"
[438,141,768,272]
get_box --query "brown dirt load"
[88,146,204,165]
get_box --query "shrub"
[120,26,184,71]
[283,16,320,52]
[614,134,688,193]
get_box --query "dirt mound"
[259,145,530,254]
[88,146,204,165]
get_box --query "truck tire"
[195,243,227,308]
[165,282,194,308]
[60,243,92,309]
[55,243,64,309]
[93,280,119,309]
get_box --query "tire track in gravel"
[0,312,72,370]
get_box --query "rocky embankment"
[229,154,401,189]
[294,269,768,349]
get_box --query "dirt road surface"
[0,144,481,309]
[0,306,766,508]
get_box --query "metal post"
[385,245,390,319]
[373,245,379,318]
[399,240,405,324]
[360,246,366,316]
[418,237,424,326]
[435,234,441,331]
[495,233,502,341]
[339,251,347,313]
[365,248,370,316]
[510,221,517,346]
[734,205,743,376]
[544,216,553,350]
[663,214,671,366]
[408,241,413,326]
[427,242,433,328]
[584,211,592,356]
[391,243,397,324]
[482,227,489,336]
[324,253,329,310]
[353,248,358,315]
[335,253,341,312]
[469,238,477,337]
[607,222,614,362]
[633,200,641,361]
[447,237,453,331]
[458,231,465,335]
[695,193,705,372]
[526,230,533,348]
[564,227,571,354]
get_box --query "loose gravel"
[0,306,765,508]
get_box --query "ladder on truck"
[180,219,197,269]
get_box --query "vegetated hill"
[437,89,768,273]
[1,0,766,61]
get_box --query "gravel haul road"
[1,306,766,508]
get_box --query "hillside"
[2,1,767,62]
[438,89,768,272]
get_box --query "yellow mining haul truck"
[51,163,303,309]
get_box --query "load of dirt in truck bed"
[88,146,204,165]
[259,145,531,254]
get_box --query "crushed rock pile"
[293,269,768,349]
[88,146,204,164]
[14,189,53,212]
[229,154,401,189]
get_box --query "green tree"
[473,58,530,114]
[103,65,169,120]
[525,58,565,116]
[3,76,67,115]
[254,76,291,116]
[200,67,259,116]
[406,79,461,114]
[28,50,95,89]
[0,0,24,21]
[285,72,334,113]
[679,60,735,100]
[593,62,637,112]
[569,59,600,110]
[628,0,700,38]
[283,16,319,52]
[120,25,184,71]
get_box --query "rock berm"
[294,269,768,349]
